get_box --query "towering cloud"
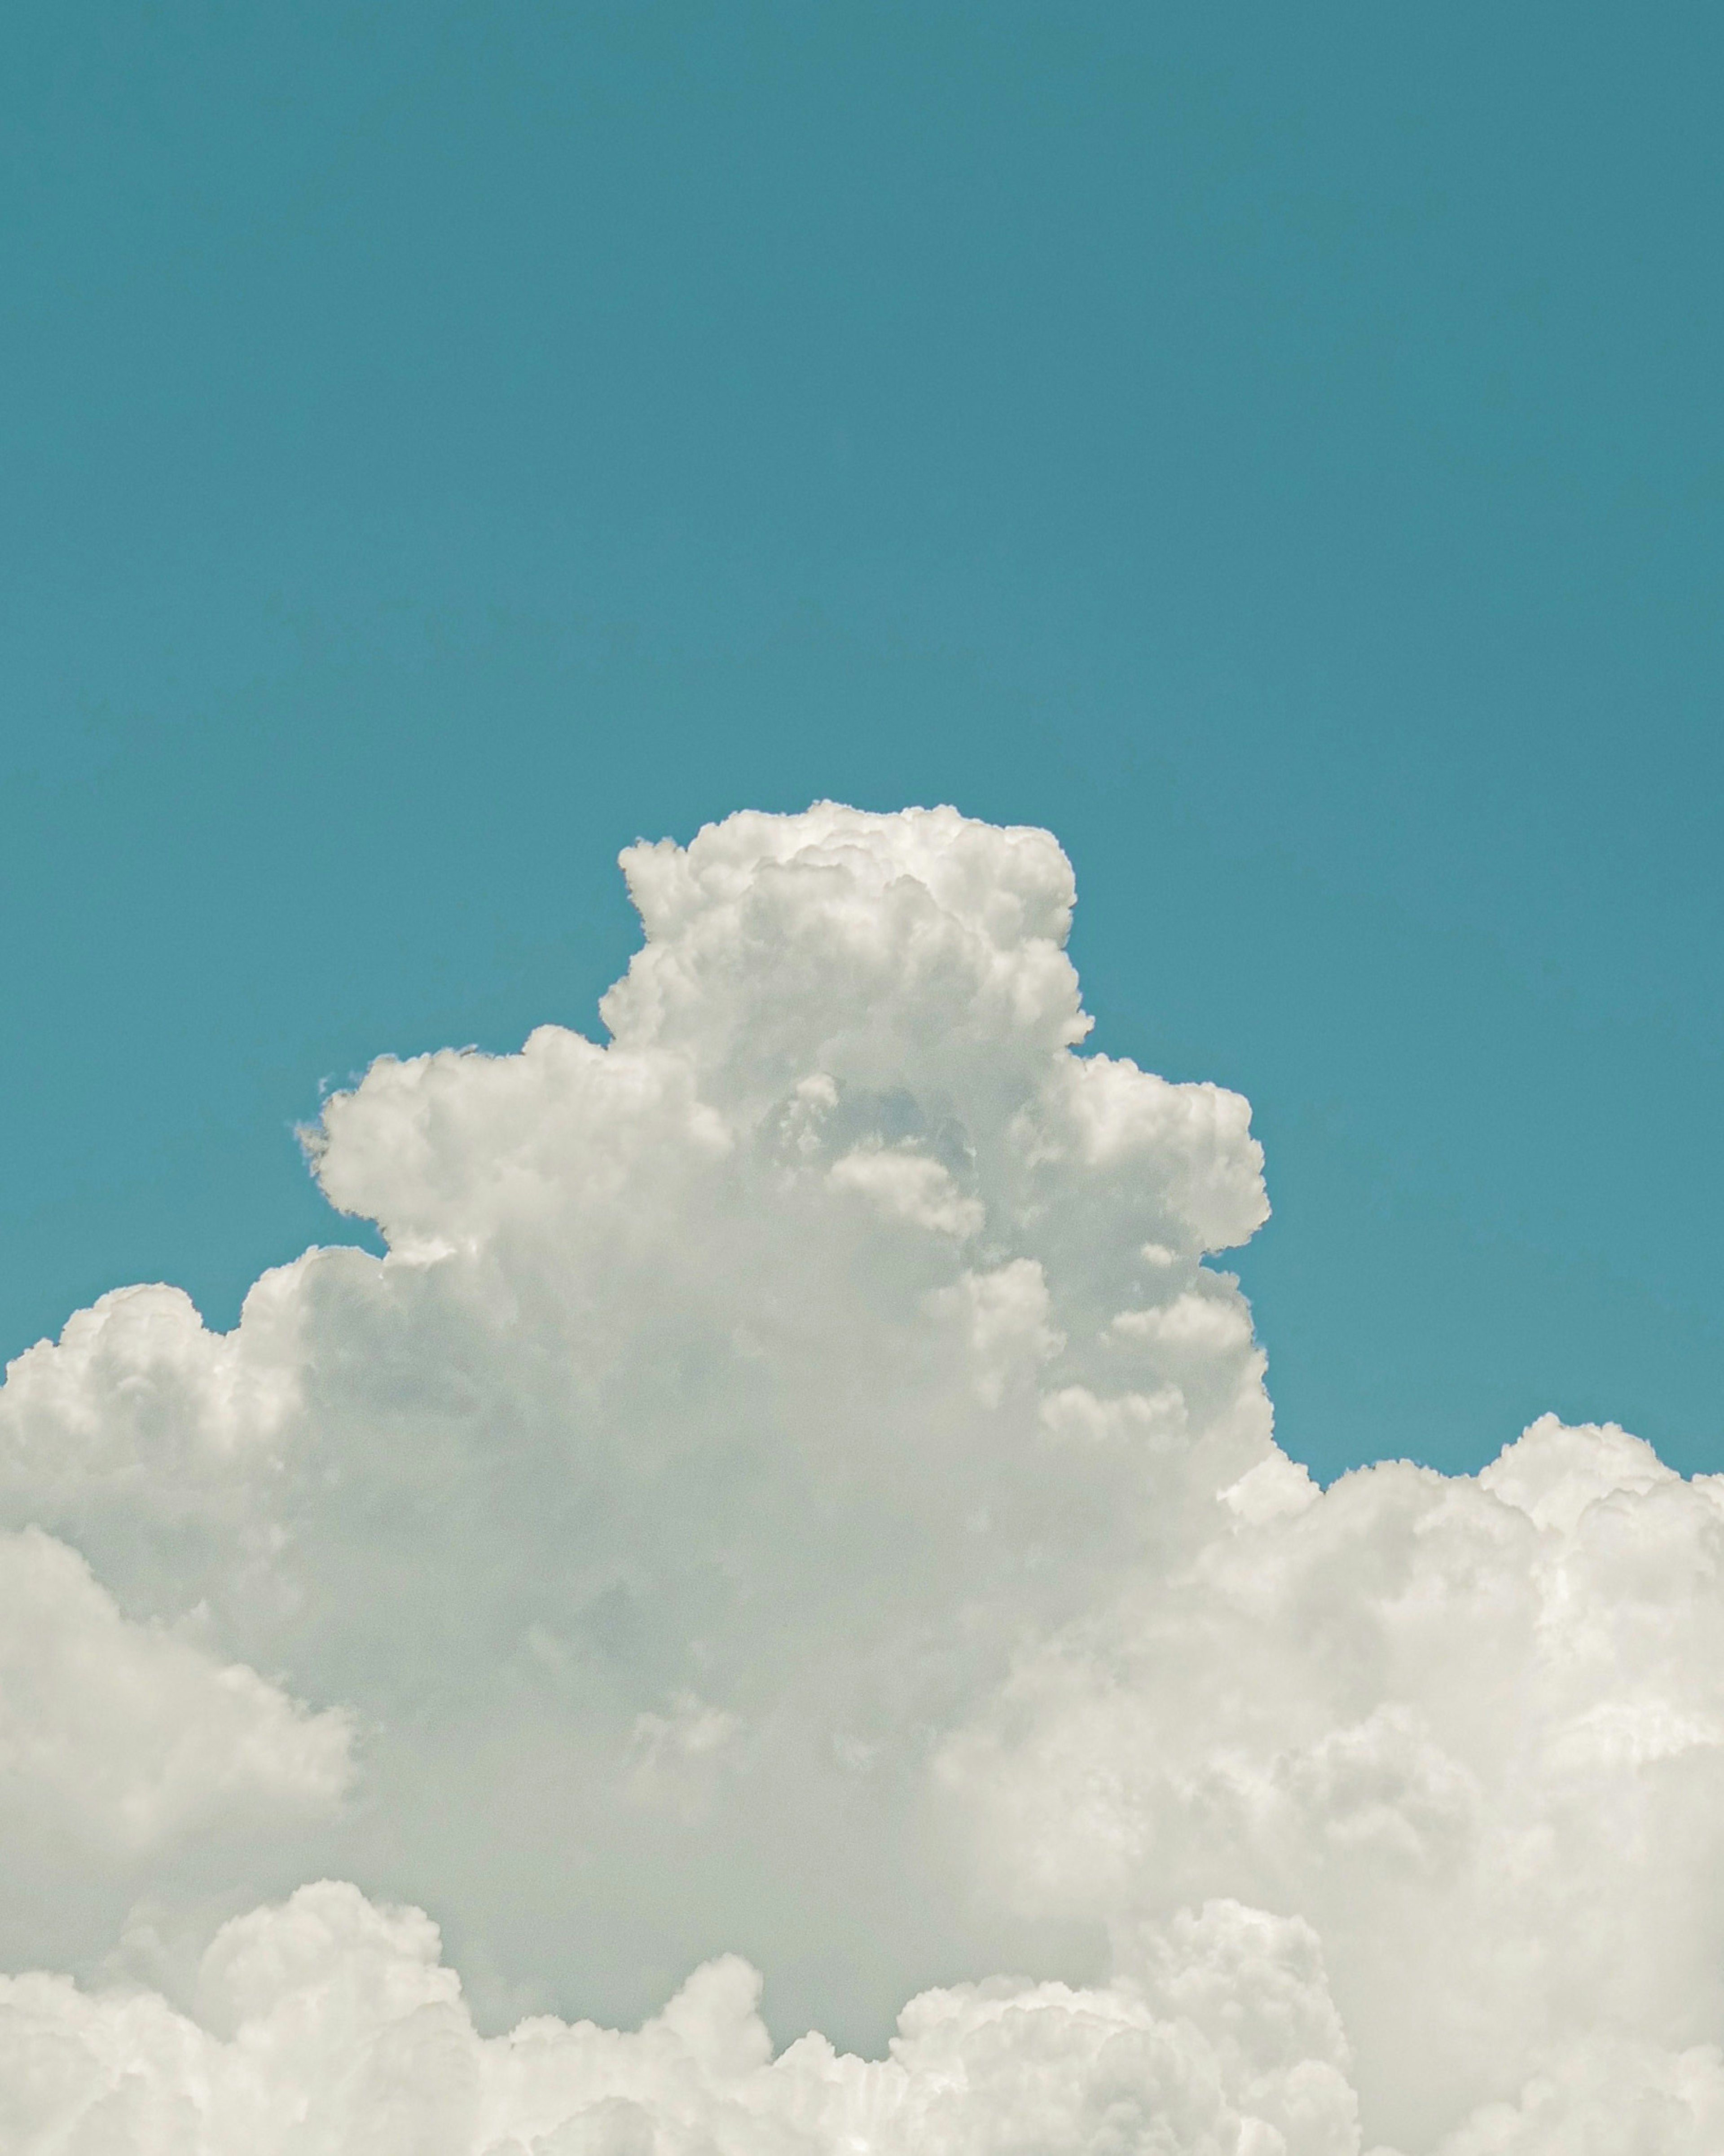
[0,804,1719,2153]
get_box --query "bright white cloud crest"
[0,803,1719,2153]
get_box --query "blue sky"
[2,0,1719,1482]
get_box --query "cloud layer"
[1,802,1720,2153]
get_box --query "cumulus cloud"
[0,802,1718,2152]
[1,1882,1357,2154]
[0,1525,349,1851]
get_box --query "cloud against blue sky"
[4,807,1722,2153]
[4,0,1720,1490]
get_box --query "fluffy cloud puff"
[0,1526,349,1856]
[0,1883,1358,2156]
[0,803,1719,2154]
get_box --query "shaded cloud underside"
[1,804,1720,2154]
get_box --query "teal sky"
[2,0,1719,1483]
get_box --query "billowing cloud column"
[0,803,1720,2153]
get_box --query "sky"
[9,17,1724,2147]
[1,0,1719,1484]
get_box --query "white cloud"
[0,1882,1357,2154]
[827,1142,987,1239]
[939,1418,1724,2148]
[0,1525,351,1858]
[0,802,1718,2152]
